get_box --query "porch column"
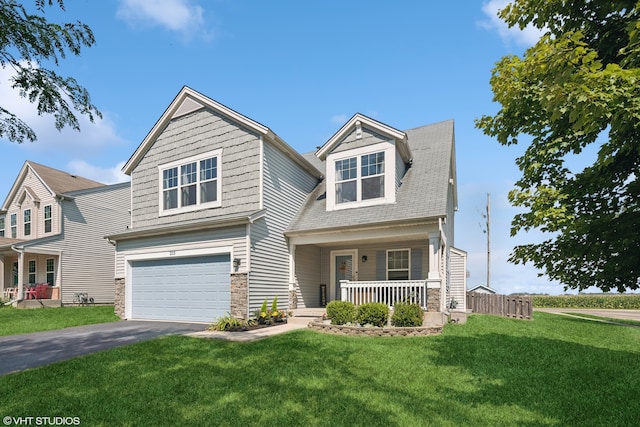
[427,232,440,280]
[426,232,443,311]
[0,255,4,292]
[16,251,24,300]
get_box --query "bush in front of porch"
[325,301,356,325]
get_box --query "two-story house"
[108,86,466,323]
[0,161,130,305]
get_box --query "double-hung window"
[0,217,4,237]
[44,205,52,233]
[160,150,221,214]
[46,258,55,285]
[335,151,385,205]
[28,260,36,284]
[387,249,410,280]
[10,213,17,238]
[24,209,31,236]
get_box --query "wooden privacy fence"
[467,292,533,319]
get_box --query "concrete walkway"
[534,308,640,324]
[187,316,311,342]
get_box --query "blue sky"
[1,0,591,295]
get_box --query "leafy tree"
[476,1,640,292]
[0,0,100,143]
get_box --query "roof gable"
[315,113,412,163]
[123,86,321,178]
[1,161,104,212]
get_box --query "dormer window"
[326,142,396,211]
[336,152,385,204]
[158,149,222,216]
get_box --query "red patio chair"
[24,286,37,300]
[35,284,50,299]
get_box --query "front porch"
[288,223,447,312]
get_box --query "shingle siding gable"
[331,127,389,154]
[130,108,262,229]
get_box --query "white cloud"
[330,114,348,125]
[0,64,126,153]
[479,0,544,47]
[116,0,210,40]
[66,160,130,185]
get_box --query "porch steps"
[291,308,325,319]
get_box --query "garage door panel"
[131,254,230,322]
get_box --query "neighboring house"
[107,86,466,323]
[0,161,130,305]
[468,284,496,294]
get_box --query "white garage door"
[131,254,231,323]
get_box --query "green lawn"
[0,305,119,336]
[1,312,639,426]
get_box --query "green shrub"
[326,301,356,325]
[356,302,389,327]
[391,302,424,327]
[533,295,640,309]
[209,314,244,331]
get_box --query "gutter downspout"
[10,244,24,302]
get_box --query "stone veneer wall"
[308,322,443,337]
[114,278,125,319]
[230,272,248,319]
[427,288,441,312]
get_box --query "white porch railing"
[340,280,427,309]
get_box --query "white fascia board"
[287,221,436,246]
[316,113,409,161]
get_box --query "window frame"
[0,216,4,237]
[326,142,396,211]
[386,249,411,281]
[44,205,52,233]
[46,258,55,286]
[158,149,222,216]
[23,208,31,236]
[10,213,17,238]
[28,259,36,284]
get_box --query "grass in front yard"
[1,312,639,426]
[0,305,119,336]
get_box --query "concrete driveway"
[0,321,206,376]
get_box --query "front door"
[330,250,358,301]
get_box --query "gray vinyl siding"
[130,108,262,229]
[331,127,389,154]
[293,245,322,308]
[249,140,318,312]
[396,148,407,190]
[449,248,467,311]
[114,225,247,278]
[25,183,130,304]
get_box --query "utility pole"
[486,193,491,289]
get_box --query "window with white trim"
[10,213,17,238]
[159,150,221,214]
[335,151,385,205]
[326,142,396,211]
[46,258,55,285]
[28,260,36,284]
[23,209,31,236]
[387,249,410,280]
[0,217,4,237]
[44,205,52,233]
